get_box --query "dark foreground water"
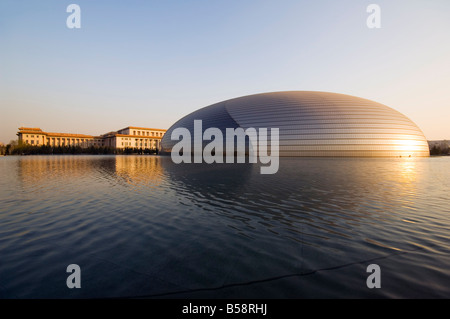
[0,155,449,298]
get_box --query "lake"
[0,155,449,298]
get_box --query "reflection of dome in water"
[161,91,430,157]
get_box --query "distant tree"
[430,145,441,156]
[441,140,450,155]
[0,141,6,155]
[443,146,450,155]
[5,140,18,155]
[2,140,162,156]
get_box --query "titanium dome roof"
[161,91,430,157]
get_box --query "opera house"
[161,91,430,157]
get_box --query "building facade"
[161,91,430,157]
[17,126,166,150]
[102,126,166,150]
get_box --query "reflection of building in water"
[114,156,164,186]
[17,155,164,188]
[17,156,100,185]
[17,126,166,150]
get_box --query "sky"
[1,0,449,143]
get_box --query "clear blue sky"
[1,0,449,143]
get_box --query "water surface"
[0,155,449,298]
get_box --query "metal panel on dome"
[160,101,241,154]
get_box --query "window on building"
[133,131,136,135]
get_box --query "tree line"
[430,144,450,156]
[2,140,449,156]
[0,141,159,156]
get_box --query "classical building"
[161,91,430,157]
[17,126,166,150]
[102,126,166,150]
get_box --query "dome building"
[161,91,429,157]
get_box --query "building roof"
[18,127,43,132]
[46,132,94,138]
[115,133,164,138]
[121,126,167,132]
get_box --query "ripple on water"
[0,155,449,298]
